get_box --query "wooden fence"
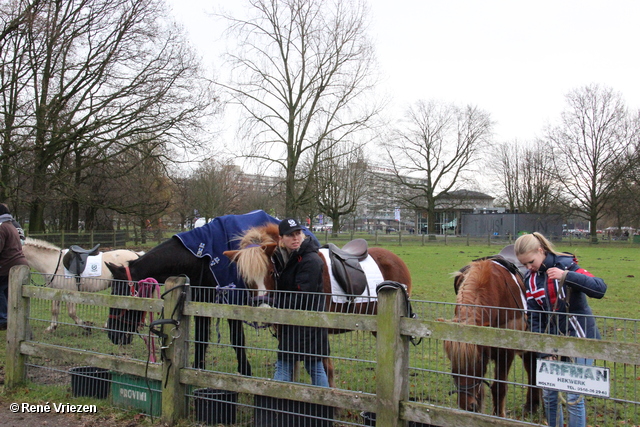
[6,265,640,427]
[26,230,129,248]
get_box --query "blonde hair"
[514,232,570,257]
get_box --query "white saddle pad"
[319,248,384,303]
[63,251,103,278]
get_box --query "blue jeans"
[544,357,591,427]
[274,358,329,387]
[0,275,8,324]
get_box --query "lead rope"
[375,280,422,346]
[543,276,584,425]
[145,278,188,422]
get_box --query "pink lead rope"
[137,277,161,363]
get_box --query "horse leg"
[522,351,541,414]
[66,302,92,334]
[45,300,61,332]
[491,349,515,418]
[228,318,252,376]
[194,315,210,370]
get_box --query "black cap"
[279,218,303,236]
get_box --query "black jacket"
[272,237,329,362]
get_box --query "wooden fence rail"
[6,265,640,427]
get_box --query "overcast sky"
[167,0,640,143]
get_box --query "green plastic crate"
[111,373,161,416]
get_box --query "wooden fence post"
[161,276,190,426]
[376,285,410,426]
[6,265,31,389]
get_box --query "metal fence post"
[6,265,31,389]
[161,276,190,425]
[376,285,410,426]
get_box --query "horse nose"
[106,319,133,345]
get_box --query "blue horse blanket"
[174,210,278,299]
[174,210,318,305]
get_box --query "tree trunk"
[332,215,341,238]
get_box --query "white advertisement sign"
[536,359,610,397]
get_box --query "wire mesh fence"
[13,271,640,426]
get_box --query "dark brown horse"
[444,258,540,417]
[223,223,413,385]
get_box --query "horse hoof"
[258,303,272,309]
[45,327,56,333]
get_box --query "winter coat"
[0,216,28,276]
[524,252,606,358]
[272,237,329,362]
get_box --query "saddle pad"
[63,251,103,278]
[491,259,527,311]
[319,248,384,303]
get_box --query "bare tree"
[186,159,245,220]
[492,140,562,214]
[220,0,380,217]
[385,100,493,234]
[0,0,41,206]
[546,84,638,242]
[2,0,216,232]
[313,141,368,237]
[103,142,173,243]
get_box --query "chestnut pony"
[223,223,413,385]
[444,258,540,417]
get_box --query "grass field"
[1,238,638,426]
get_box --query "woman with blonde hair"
[514,232,607,427]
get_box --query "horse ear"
[223,250,240,262]
[105,261,124,276]
[263,243,277,257]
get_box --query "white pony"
[22,237,143,332]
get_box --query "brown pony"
[444,258,540,417]
[223,223,413,385]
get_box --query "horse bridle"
[450,377,491,399]
[107,266,145,329]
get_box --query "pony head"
[444,340,487,413]
[223,224,279,298]
[105,262,144,345]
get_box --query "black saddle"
[323,239,369,297]
[62,244,101,277]
[453,244,526,295]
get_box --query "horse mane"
[455,259,495,318]
[230,223,279,284]
[235,223,279,248]
[444,340,480,373]
[445,259,496,371]
[24,237,60,251]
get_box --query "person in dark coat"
[271,217,330,387]
[0,203,29,330]
[515,232,607,427]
